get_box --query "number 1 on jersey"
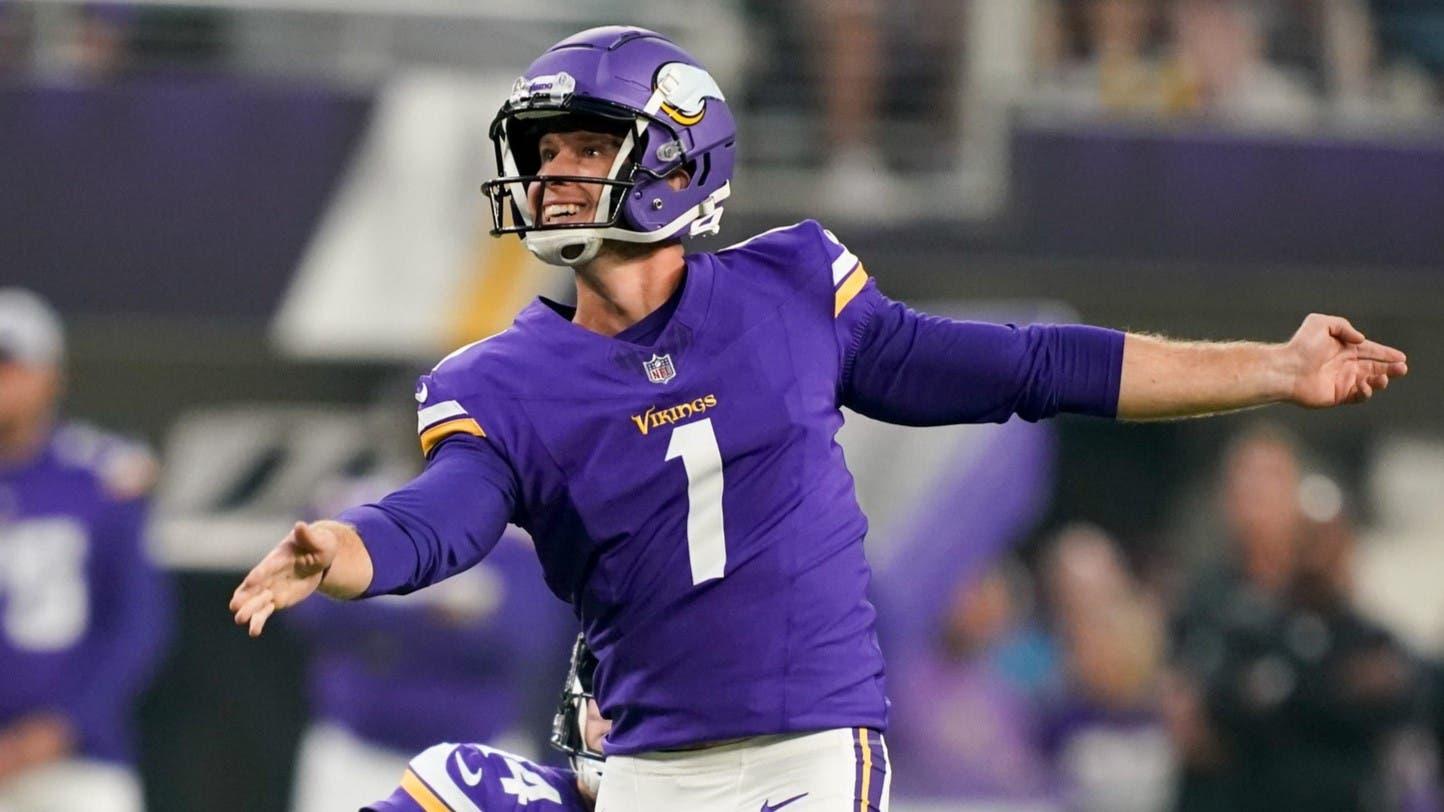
[665,418,727,585]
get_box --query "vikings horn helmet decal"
[482,27,736,267]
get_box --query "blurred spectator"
[871,419,1059,803]
[798,0,966,218]
[1040,524,1175,812]
[1168,0,1316,124]
[1168,424,1433,812]
[888,561,1056,803]
[0,2,29,76]
[1036,0,1177,114]
[285,434,573,812]
[17,3,228,82]
[1370,0,1444,91]
[0,289,172,812]
[1035,0,1390,123]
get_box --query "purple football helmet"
[481,26,736,266]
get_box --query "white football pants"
[597,727,890,812]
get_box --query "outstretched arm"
[231,435,517,637]
[1118,313,1408,420]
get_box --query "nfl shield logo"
[644,353,677,384]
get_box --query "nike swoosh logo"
[454,751,484,787]
[760,792,808,812]
[415,382,428,403]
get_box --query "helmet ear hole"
[677,159,698,189]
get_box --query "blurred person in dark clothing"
[0,2,29,76]
[0,289,172,812]
[1370,0,1444,83]
[1168,425,1433,812]
[1041,524,1175,812]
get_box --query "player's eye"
[539,148,557,162]
[582,146,602,158]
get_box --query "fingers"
[1355,340,1407,365]
[233,588,273,629]
[292,521,316,551]
[1323,315,1365,345]
[1351,380,1374,404]
[1361,359,1409,379]
[249,603,276,638]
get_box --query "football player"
[363,635,603,812]
[0,289,172,812]
[232,26,1408,811]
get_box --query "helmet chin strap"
[525,230,603,267]
[523,181,732,268]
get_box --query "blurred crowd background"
[2,0,1443,810]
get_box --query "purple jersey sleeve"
[363,742,588,812]
[339,436,518,598]
[841,292,1125,424]
[785,221,1124,423]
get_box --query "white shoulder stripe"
[410,745,483,812]
[831,249,860,286]
[417,400,469,433]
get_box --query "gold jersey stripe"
[419,417,486,456]
[400,768,452,812]
[835,265,870,317]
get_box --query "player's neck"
[570,243,686,337]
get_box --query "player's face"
[529,130,626,227]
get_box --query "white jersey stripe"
[416,400,469,433]
[831,249,860,286]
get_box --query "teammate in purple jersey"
[0,289,172,812]
[363,635,603,812]
[232,26,1408,811]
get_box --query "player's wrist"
[1265,342,1305,405]
[315,521,371,600]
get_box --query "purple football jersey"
[345,220,1125,755]
[407,221,884,754]
[364,742,588,812]
[0,423,172,764]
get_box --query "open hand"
[1284,314,1407,408]
[229,521,343,637]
